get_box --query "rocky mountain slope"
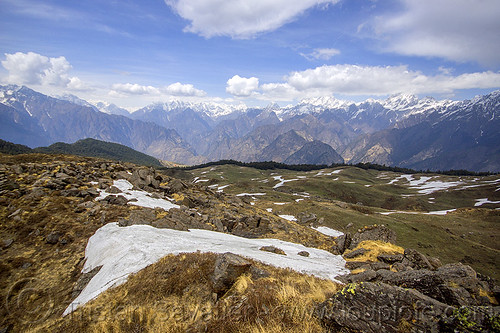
[1,153,498,332]
[0,138,162,166]
[284,140,344,165]
[0,85,204,164]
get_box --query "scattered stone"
[211,253,252,296]
[259,246,286,255]
[297,212,317,224]
[2,239,13,249]
[107,186,122,194]
[298,251,310,257]
[46,232,62,244]
[101,195,128,206]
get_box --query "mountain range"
[1,84,499,171]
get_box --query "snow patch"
[278,215,297,221]
[474,198,500,207]
[96,179,179,211]
[311,226,344,238]
[273,175,299,188]
[236,192,266,197]
[63,223,348,315]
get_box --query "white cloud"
[235,64,500,101]
[300,48,340,61]
[1,51,90,91]
[2,52,91,91]
[110,82,206,98]
[165,0,339,39]
[110,83,160,96]
[372,0,500,65]
[164,82,206,97]
[226,75,259,97]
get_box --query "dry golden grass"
[343,240,404,262]
[31,252,341,333]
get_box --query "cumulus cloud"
[1,51,87,89]
[226,75,259,97]
[165,0,339,39]
[232,65,500,101]
[300,48,340,61]
[372,0,500,65]
[165,82,206,97]
[110,83,161,96]
[110,82,206,98]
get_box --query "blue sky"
[1,0,500,109]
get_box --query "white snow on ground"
[293,192,310,198]
[387,174,463,195]
[236,193,266,197]
[274,202,288,205]
[387,174,413,185]
[208,184,230,193]
[311,226,344,238]
[96,180,179,211]
[273,175,299,188]
[474,198,500,206]
[266,208,273,212]
[424,209,457,215]
[63,223,348,315]
[379,209,456,216]
[296,199,304,202]
[195,179,209,183]
[278,215,297,221]
[315,169,342,176]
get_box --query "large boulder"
[349,225,396,249]
[211,253,252,297]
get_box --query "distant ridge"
[0,138,162,167]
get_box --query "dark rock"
[249,266,271,279]
[298,251,310,257]
[107,185,122,194]
[402,248,436,270]
[377,253,403,264]
[101,195,128,206]
[2,239,13,249]
[316,282,453,333]
[46,232,62,244]
[169,178,187,193]
[72,266,102,298]
[349,225,396,249]
[297,212,317,224]
[379,263,487,306]
[335,233,351,254]
[368,262,391,271]
[211,253,252,296]
[344,248,368,259]
[345,261,371,270]
[259,245,286,255]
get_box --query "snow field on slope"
[64,223,349,315]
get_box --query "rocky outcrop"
[349,225,396,249]
[323,224,500,333]
[317,282,500,333]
